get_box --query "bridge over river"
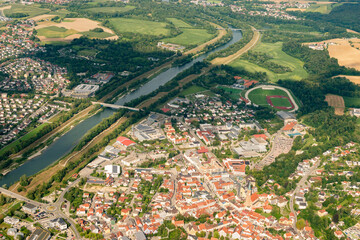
[92,102,139,111]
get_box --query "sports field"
[269,97,293,108]
[4,4,50,18]
[108,18,170,36]
[87,6,135,14]
[163,28,213,46]
[230,42,308,82]
[248,88,290,106]
[37,26,77,38]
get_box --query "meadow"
[343,96,360,108]
[108,18,170,36]
[37,26,77,38]
[167,18,193,28]
[230,42,308,82]
[87,6,135,14]
[217,86,243,100]
[162,28,213,46]
[4,4,49,18]
[178,85,206,96]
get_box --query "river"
[0,29,242,187]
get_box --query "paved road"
[289,159,321,239]
[254,133,293,170]
[245,85,299,112]
[0,178,82,239]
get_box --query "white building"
[104,165,121,178]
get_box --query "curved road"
[245,85,299,112]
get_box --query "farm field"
[3,4,50,18]
[108,18,170,36]
[306,2,343,14]
[37,26,77,38]
[325,94,345,115]
[337,75,360,85]
[328,38,360,71]
[34,17,118,41]
[230,42,308,82]
[86,6,135,14]
[163,28,213,46]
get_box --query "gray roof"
[134,231,146,240]
[29,228,50,240]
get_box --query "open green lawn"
[307,3,343,14]
[218,86,244,100]
[77,49,98,57]
[87,6,135,14]
[0,123,49,156]
[167,18,193,28]
[49,9,72,17]
[163,28,213,46]
[343,96,360,108]
[179,85,206,96]
[269,97,292,108]
[230,42,308,82]
[4,4,50,18]
[37,26,77,38]
[247,88,289,106]
[81,31,114,39]
[108,18,170,36]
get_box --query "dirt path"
[184,23,227,55]
[211,26,261,65]
[0,6,11,17]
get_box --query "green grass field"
[108,18,170,36]
[4,4,49,18]
[179,85,206,96]
[87,6,135,14]
[167,18,193,28]
[81,31,114,39]
[218,86,244,100]
[49,9,73,17]
[0,123,49,156]
[77,49,98,58]
[247,88,289,106]
[37,26,77,38]
[230,42,308,82]
[163,28,213,46]
[343,96,360,108]
[307,3,343,14]
[269,97,292,108]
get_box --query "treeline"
[73,109,126,151]
[0,100,91,170]
[125,61,208,108]
[242,51,291,73]
[293,3,360,33]
[282,41,360,77]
